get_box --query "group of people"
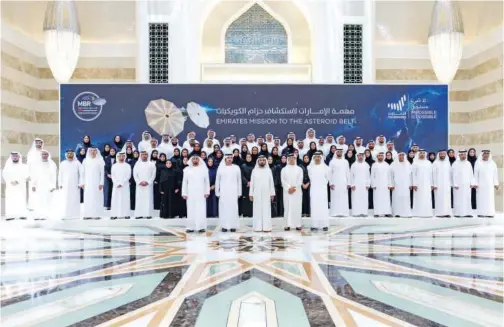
[2,128,500,232]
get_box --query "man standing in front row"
[412,150,433,217]
[371,152,392,217]
[182,155,210,233]
[216,154,242,232]
[308,151,330,231]
[59,149,82,220]
[390,152,412,217]
[2,152,28,220]
[451,150,475,217]
[111,152,132,219]
[250,155,276,232]
[134,151,156,219]
[82,147,104,220]
[474,150,499,218]
[281,153,304,231]
[350,152,370,217]
[32,150,57,220]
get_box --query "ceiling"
[1,0,502,44]
[375,1,503,44]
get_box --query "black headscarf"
[102,144,111,157]
[76,148,86,163]
[302,154,311,168]
[364,149,375,167]
[150,150,159,161]
[407,150,415,164]
[232,149,242,165]
[157,153,167,169]
[251,146,259,164]
[306,142,318,159]
[240,145,249,160]
[259,143,270,157]
[270,146,281,165]
[447,149,456,165]
[159,161,176,183]
[279,154,288,168]
[385,151,394,165]
[346,150,356,166]
[113,135,123,152]
[467,148,477,170]
[282,138,295,155]
[125,146,134,159]
[428,152,436,163]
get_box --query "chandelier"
[428,0,464,84]
[43,0,81,83]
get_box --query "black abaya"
[159,167,181,218]
[240,162,254,217]
[301,164,311,216]
[126,158,137,211]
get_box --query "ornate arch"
[224,4,288,64]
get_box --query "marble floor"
[1,217,503,327]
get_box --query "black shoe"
[230,228,237,232]
[146,216,152,219]
[19,217,27,220]
[125,216,130,219]
[198,229,206,233]
[477,215,484,218]
[111,217,117,220]
[385,214,392,218]
[5,217,15,221]
[464,215,473,218]
[94,217,101,220]
[135,216,143,219]
[486,216,494,218]
[310,227,317,231]
[322,227,329,232]
[296,227,302,231]
[284,227,291,231]
[395,215,400,218]
[374,215,379,218]
[186,229,194,233]
[83,217,92,220]
[221,228,228,232]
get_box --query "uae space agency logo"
[387,94,408,119]
[72,91,107,121]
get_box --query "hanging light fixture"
[428,0,464,84]
[43,0,81,83]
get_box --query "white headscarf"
[308,153,326,168]
[477,151,493,162]
[5,151,23,168]
[121,140,137,152]
[188,155,208,171]
[85,147,105,165]
[27,138,44,162]
[254,155,269,169]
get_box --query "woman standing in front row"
[159,160,181,218]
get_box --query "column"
[135,0,149,82]
[363,0,375,83]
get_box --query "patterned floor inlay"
[1,219,503,326]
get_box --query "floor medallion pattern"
[1,219,502,326]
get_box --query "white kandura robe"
[281,164,304,228]
[59,159,83,219]
[2,162,28,217]
[451,159,474,216]
[371,162,392,216]
[157,142,173,159]
[474,160,499,216]
[215,164,242,229]
[390,161,412,217]
[432,159,452,216]
[82,157,105,217]
[111,162,132,218]
[412,160,433,217]
[250,166,276,232]
[182,165,210,230]
[32,160,57,218]
[308,163,331,228]
[133,161,156,217]
[329,158,351,216]
[350,161,370,216]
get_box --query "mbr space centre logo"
[387,94,407,112]
[72,91,107,121]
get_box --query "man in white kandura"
[134,151,156,219]
[353,137,366,154]
[390,152,412,217]
[350,152,370,217]
[157,134,173,159]
[371,152,392,217]
[250,155,276,232]
[432,150,452,217]
[329,148,351,217]
[27,138,44,210]
[82,147,105,220]
[451,150,475,217]
[203,129,220,146]
[282,153,304,231]
[111,152,132,219]
[474,150,499,218]
[303,128,317,148]
[216,154,242,232]
[265,133,275,152]
[138,131,152,153]
[386,141,398,159]
[59,149,82,220]
[182,155,210,233]
[31,150,57,220]
[336,136,348,153]
[2,152,28,220]
[412,150,433,217]
[308,151,331,231]
[375,135,387,154]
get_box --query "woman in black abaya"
[301,154,311,217]
[364,149,375,210]
[240,153,254,217]
[468,148,478,209]
[159,160,181,218]
[153,153,167,210]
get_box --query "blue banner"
[60,84,448,157]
